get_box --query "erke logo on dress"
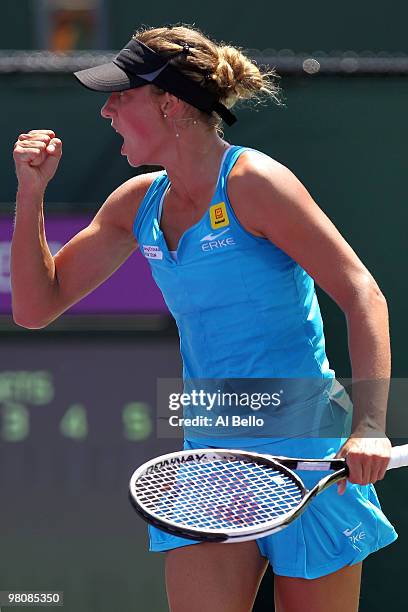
[200,228,236,252]
[200,227,236,251]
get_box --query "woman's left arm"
[229,153,391,492]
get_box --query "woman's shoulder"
[229,147,291,184]
[228,147,299,209]
[100,171,165,235]
[226,147,311,238]
[115,169,165,200]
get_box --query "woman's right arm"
[12,129,156,329]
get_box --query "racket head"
[129,449,308,543]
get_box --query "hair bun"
[213,46,279,107]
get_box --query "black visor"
[74,38,237,126]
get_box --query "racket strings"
[135,458,303,531]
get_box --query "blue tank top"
[133,145,339,443]
[134,145,333,377]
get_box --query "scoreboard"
[0,334,182,612]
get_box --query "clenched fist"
[13,130,62,195]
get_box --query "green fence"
[3,1,408,53]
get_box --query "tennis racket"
[129,444,408,543]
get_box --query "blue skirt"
[148,435,397,579]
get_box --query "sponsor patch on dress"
[209,202,229,229]
[143,245,163,260]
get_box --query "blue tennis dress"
[133,145,397,578]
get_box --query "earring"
[163,113,168,118]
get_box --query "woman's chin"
[122,153,141,167]
[121,144,147,167]
[121,146,135,165]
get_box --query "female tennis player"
[12,25,396,612]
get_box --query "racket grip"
[388,444,408,470]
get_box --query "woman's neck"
[158,130,231,206]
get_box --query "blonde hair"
[133,24,282,131]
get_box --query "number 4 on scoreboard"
[60,404,88,440]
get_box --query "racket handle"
[388,444,408,470]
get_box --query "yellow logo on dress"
[210,202,229,229]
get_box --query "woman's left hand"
[335,436,392,494]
